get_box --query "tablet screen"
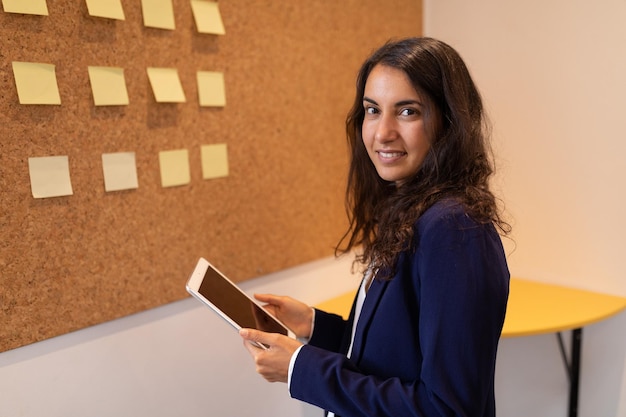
[196,264,289,335]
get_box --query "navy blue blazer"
[290,201,509,417]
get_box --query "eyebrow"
[363,96,423,107]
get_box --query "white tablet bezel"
[186,257,295,346]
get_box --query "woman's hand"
[240,329,303,383]
[254,294,314,339]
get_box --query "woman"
[240,37,510,417]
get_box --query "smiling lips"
[377,150,406,161]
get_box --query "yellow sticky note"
[159,149,190,187]
[2,0,48,15]
[28,156,73,198]
[12,62,61,105]
[197,71,226,107]
[85,0,125,20]
[102,152,138,192]
[147,67,186,103]
[88,66,129,106]
[141,0,175,30]
[190,0,225,35]
[201,144,229,179]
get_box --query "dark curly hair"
[336,37,510,279]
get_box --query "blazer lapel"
[348,278,389,362]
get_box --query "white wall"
[0,256,360,417]
[424,1,626,416]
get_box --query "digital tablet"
[186,257,294,347]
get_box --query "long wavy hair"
[337,37,510,279]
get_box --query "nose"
[374,113,399,143]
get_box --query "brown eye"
[364,106,378,115]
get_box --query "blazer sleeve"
[307,308,350,353]
[289,206,509,417]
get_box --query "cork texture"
[0,0,422,352]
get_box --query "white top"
[289,270,374,417]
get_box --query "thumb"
[239,328,271,348]
[254,293,282,306]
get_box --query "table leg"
[568,328,582,417]
[556,328,582,417]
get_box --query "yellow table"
[316,277,626,417]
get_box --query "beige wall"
[424,1,626,416]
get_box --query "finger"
[262,304,277,316]
[240,330,269,352]
[254,293,283,305]
[242,338,262,355]
[240,328,274,347]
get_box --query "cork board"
[0,0,422,352]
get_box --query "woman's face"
[361,64,432,186]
